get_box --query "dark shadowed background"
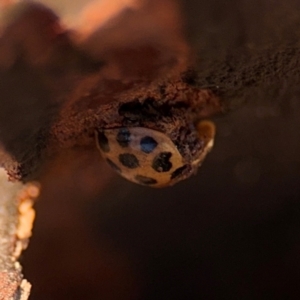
[1,0,299,299]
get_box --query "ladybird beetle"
[96,120,215,187]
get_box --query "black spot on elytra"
[119,153,139,169]
[106,158,121,173]
[117,128,131,147]
[135,175,157,185]
[140,136,158,153]
[171,165,188,179]
[152,152,172,172]
[97,131,110,152]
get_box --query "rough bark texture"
[0,167,37,300]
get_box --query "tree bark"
[0,166,38,300]
[1,0,300,298]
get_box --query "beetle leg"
[196,120,216,149]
